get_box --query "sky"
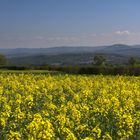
[1,0,140,48]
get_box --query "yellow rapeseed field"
[0,73,140,139]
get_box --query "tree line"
[0,54,140,75]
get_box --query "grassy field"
[0,69,56,73]
[0,72,140,139]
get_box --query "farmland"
[0,73,140,139]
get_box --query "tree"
[128,57,138,66]
[0,54,7,66]
[93,55,106,66]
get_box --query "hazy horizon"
[1,0,140,48]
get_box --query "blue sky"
[1,0,140,48]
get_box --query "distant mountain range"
[0,44,140,65]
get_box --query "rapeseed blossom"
[0,74,139,139]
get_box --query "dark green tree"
[128,57,138,66]
[93,55,106,66]
[0,54,7,66]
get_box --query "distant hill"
[0,44,140,65]
[97,44,140,57]
[0,46,106,58]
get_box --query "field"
[0,72,140,139]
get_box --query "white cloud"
[47,36,78,42]
[3,31,140,48]
[114,30,130,35]
[34,36,44,40]
[47,33,97,41]
[43,31,139,46]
